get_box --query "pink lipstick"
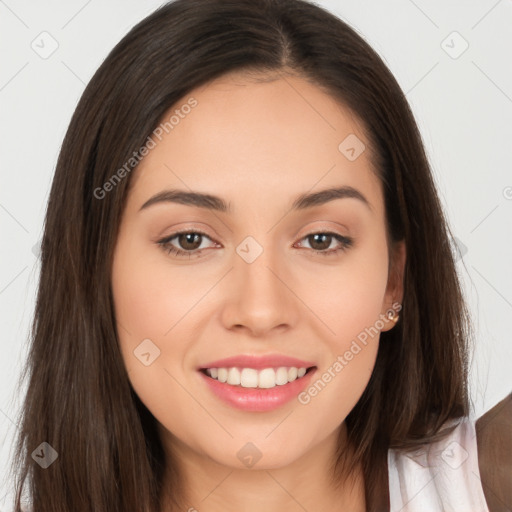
[197,354,317,412]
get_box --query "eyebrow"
[139,185,372,213]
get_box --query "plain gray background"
[1,0,511,508]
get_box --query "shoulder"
[476,392,512,511]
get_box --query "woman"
[10,0,511,510]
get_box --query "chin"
[201,437,311,471]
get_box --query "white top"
[388,416,490,511]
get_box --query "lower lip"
[198,368,317,412]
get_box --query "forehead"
[128,71,383,216]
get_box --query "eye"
[294,232,353,256]
[157,230,218,259]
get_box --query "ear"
[380,240,406,332]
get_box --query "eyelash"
[156,229,353,259]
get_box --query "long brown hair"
[10,0,472,510]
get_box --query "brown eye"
[177,232,203,251]
[157,230,217,258]
[296,231,353,256]
[307,233,333,251]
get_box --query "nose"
[219,245,300,337]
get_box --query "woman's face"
[111,71,405,471]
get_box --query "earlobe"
[380,303,401,332]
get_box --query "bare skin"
[111,69,405,511]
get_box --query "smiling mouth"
[199,366,316,389]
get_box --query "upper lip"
[198,354,317,370]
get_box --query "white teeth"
[258,368,276,388]
[204,366,310,388]
[227,367,241,385]
[288,367,298,381]
[217,368,228,383]
[240,368,259,388]
[275,367,289,385]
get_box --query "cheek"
[111,236,201,345]
[296,235,389,347]
[110,238,191,391]
[111,241,199,436]
[291,235,388,412]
